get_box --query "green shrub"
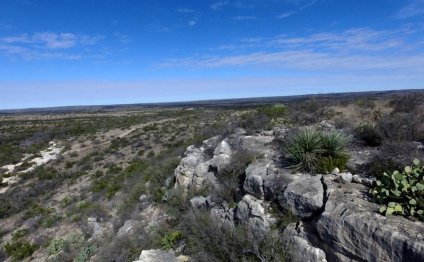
[371,159,424,221]
[257,104,288,120]
[48,239,68,255]
[23,203,52,219]
[316,155,349,174]
[41,214,62,228]
[4,231,38,261]
[74,243,97,262]
[160,231,183,250]
[367,156,404,179]
[285,128,349,173]
[4,240,38,261]
[354,123,382,147]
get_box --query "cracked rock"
[278,175,324,219]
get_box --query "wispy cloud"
[232,16,256,20]
[159,26,424,74]
[0,32,104,60]
[274,0,320,19]
[396,0,424,19]
[0,22,12,30]
[1,32,101,49]
[276,11,295,19]
[177,8,196,13]
[211,1,229,10]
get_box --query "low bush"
[238,111,272,133]
[212,150,256,205]
[47,234,96,262]
[257,104,288,120]
[354,123,382,147]
[180,210,286,262]
[4,230,38,261]
[160,231,183,250]
[4,240,38,261]
[284,128,349,173]
[371,159,424,221]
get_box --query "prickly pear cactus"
[371,159,424,221]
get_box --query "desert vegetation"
[1,90,424,261]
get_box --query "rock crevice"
[173,130,424,262]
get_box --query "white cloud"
[276,11,295,19]
[210,1,229,10]
[396,0,424,19]
[177,8,196,13]
[158,27,424,74]
[189,20,197,26]
[1,32,101,49]
[0,32,104,60]
[33,32,77,49]
[232,16,256,20]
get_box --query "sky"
[0,0,424,109]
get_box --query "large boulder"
[244,161,290,200]
[214,140,232,156]
[278,175,324,219]
[174,137,231,193]
[190,196,211,210]
[211,201,235,227]
[236,194,274,233]
[315,175,424,261]
[117,220,140,238]
[243,162,267,199]
[87,217,113,239]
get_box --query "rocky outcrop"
[278,175,324,219]
[174,137,231,192]
[314,175,424,262]
[235,194,274,233]
[87,217,113,239]
[117,220,140,238]
[134,249,189,262]
[174,130,424,262]
[282,224,327,262]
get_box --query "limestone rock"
[134,249,188,262]
[236,194,273,233]
[278,175,324,219]
[244,161,288,200]
[213,140,232,156]
[211,201,235,227]
[337,172,352,183]
[190,196,211,210]
[331,167,340,175]
[315,175,424,261]
[87,217,112,239]
[243,162,266,199]
[117,220,139,238]
[282,224,327,262]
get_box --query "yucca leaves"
[284,128,349,173]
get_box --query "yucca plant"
[285,128,324,172]
[285,128,350,173]
[320,130,349,158]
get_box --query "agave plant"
[284,128,350,173]
[285,128,324,172]
[320,130,349,158]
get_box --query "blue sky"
[0,0,424,109]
